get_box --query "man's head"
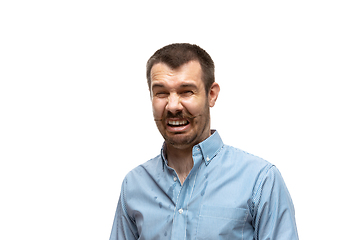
[146,43,215,95]
[147,43,220,150]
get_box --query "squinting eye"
[155,92,168,98]
[182,91,194,96]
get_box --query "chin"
[164,133,198,149]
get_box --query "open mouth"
[167,119,190,127]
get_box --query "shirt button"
[178,208,183,214]
[173,176,177,182]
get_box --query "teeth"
[168,120,188,126]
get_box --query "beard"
[155,104,211,149]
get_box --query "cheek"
[182,97,205,116]
[152,100,166,119]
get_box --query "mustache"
[154,111,201,122]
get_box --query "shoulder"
[124,154,162,182]
[222,145,283,193]
[125,155,163,179]
[221,144,274,173]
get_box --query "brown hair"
[146,43,215,94]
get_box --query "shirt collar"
[160,130,224,168]
[197,130,224,166]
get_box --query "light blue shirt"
[110,131,298,240]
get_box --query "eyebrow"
[151,83,165,89]
[151,83,198,90]
[179,83,198,89]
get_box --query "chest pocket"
[196,205,249,240]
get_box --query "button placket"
[171,145,204,240]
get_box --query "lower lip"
[166,123,191,132]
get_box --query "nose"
[165,93,183,114]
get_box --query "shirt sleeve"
[109,177,138,240]
[251,165,299,240]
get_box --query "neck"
[164,125,212,184]
[165,144,194,184]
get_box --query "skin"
[150,60,220,184]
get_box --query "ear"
[208,82,220,107]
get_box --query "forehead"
[150,61,204,89]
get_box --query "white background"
[1,1,359,239]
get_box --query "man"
[110,43,298,239]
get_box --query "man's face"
[150,61,217,149]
